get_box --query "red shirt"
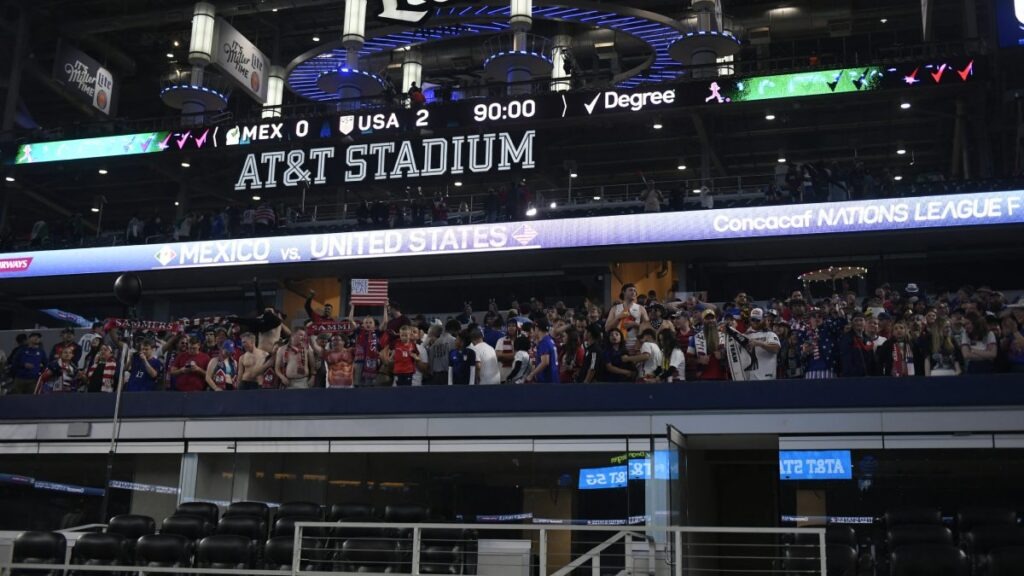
[392,341,416,375]
[172,351,210,392]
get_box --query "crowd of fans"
[2,281,1022,395]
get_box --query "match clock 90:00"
[472,99,537,122]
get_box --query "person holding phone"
[170,337,210,392]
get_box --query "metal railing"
[0,522,827,576]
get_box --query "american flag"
[350,279,389,306]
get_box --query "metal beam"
[690,113,726,177]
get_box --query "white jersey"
[744,330,780,380]
[470,342,501,385]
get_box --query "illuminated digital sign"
[11,57,978,167]
[579,466,628,489]
[997,0,1024,47]
[779,450,853,481]
[0,191,1020,279]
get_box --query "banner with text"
[212,18,269,104]
[53,40,115,115]
[0,191,1021,279]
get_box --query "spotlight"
[894,175,903,181]
[312,35,320,42]
[174,201,180,206]
[765,112,776,120]
[98,168,108,175]
[692,188,702,194]
[677,164,687,170]
[880,18,888,23]
[252,195,261,201]
[652,121,663,129]
[900,101,911,110]
[896,146,907,155]
[272,7,278,11]
[453,181,462,187]
[525,204,537,217]
[4,176,13,182]
[592,195,601,201]
[569,172,578,179]
[777,156,787,163]
[166,53,174,58]
[181,162,191,168]
[173,40,180,47]
[91,207,100,213]
[549,202,557,209]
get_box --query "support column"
[921,0,934,42]
[550,34,571,91]
[262,65,285,119]
[2,9,29,134]
[402,49,423,101]
[184,2,216,124]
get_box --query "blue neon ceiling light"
[287,4,687,100]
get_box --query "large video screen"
[997,0,1024,47]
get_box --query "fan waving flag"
[350,279,389,306]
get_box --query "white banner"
[211,18,269,104]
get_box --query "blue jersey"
[534,335,559,383]
[125,355,163,392]
[448,347,477,385]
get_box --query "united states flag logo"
[350,278,389,306]
[511,224,539,246]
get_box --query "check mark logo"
[158,133,173,151]
[194,129,210,148]
[930,63,947,84]
[957,60,974,82]
[175,132,190,149]
[584,93,601,115]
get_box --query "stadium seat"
[890,544,969,576]
[956,507,1017,533]
[161,514,214,541]
[885,507,943,527]
[264,536,316,570]
[105,514,156,558]
[176,501,220,526]
[338,539,399,573]
[825,544,857,576]
[384,504,430,523]
[272,515,323,538]
[959,526,1024,575]
[12,531,66,576]
[217,514,268,541]
[71,533,127,570]
[134,533,193,568]
[987,546,1024,576]
[195,534,255,569]
[887,524,954,549]
[420,544,462,575]
[330,503,376,521]
[276,501,323,521]
[224,501,270,524]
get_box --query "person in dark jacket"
[839,313,878,377]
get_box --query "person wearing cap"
[526,318,559,384]
[51,328,82,367]
[10,332,47,394]
[206,340,238,391]
[687,309,726,380]
[744,308,781,380]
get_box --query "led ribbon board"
[0,190,1020,279]
[15,132,169,164]
[11,58,976,165]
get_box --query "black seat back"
[339,539,398,573]
[384,504,429,524]
[885,507,942,527]
[887,524,953,549]
[890,544,969,576]
[196,534,254,569]
[13,531,67,565]
[134,533,193,567]
[988,546,1024,576]
[217,515,268,541]
[330,503,375,522]
[264,536,299,570]
[957,507,1017,533]
[161,514,214,541]
[106,514,156,541]
[273,515,322,538]
[176,502,220,527]
[72,533,126,566]
[420,544,461,574]
[825,544,857,576]
[961,526,1024,556]
[276,501,322,521]
[224,501,270,524]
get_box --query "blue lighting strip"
[482,50,554,69]
[158,84,228,103]
[288,5,686,100]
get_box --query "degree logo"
[154,246,177,266]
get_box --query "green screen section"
[15,132,170,165]
[728,67,884,102]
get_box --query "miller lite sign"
[53,40,116,116]
[378,0,455,24]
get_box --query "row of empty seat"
[10,500,473,574]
